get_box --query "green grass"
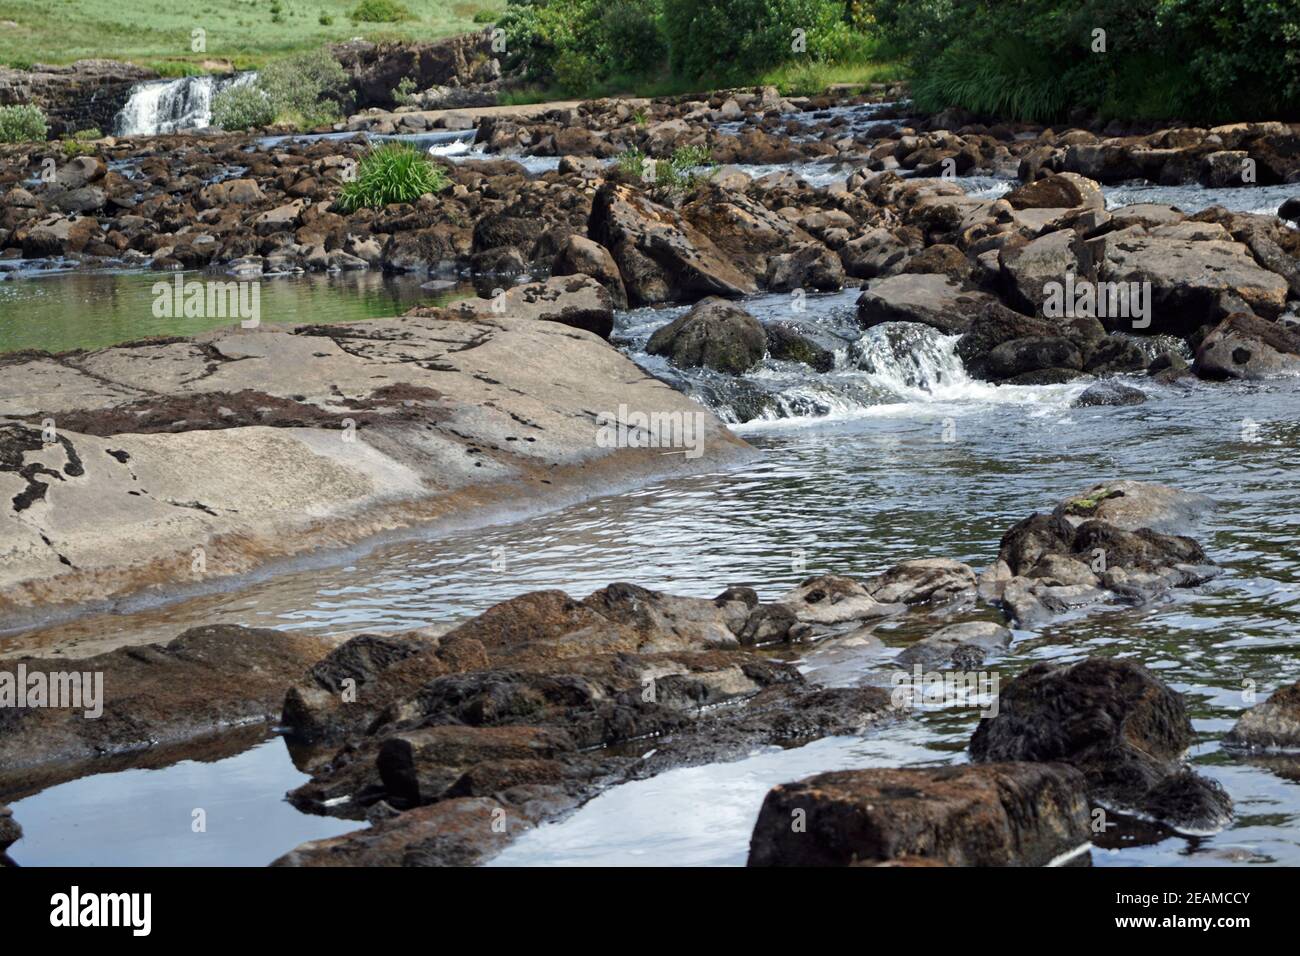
[0,0,506,71]
[337,142,448,212]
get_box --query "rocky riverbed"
[3,81,1300,868]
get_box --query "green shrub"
[499,0,668,92]
[258,47,352,127]
[662,0,846,83]
[866,0,1300,122]
[350,0,412,23]
[0,104,48,143]
[392,76,418,105]
[337,143,449,212]
[212,83,276,130]
[319,12,335,25]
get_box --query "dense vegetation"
[499,0,885,94]
[867,0,1300,122]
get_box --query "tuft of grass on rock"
[337,143,449,212]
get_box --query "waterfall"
[114,72,257,137]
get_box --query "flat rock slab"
[0,313,749,616]
[747,763,1091,866]
[0,624,335,781]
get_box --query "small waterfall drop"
[114,72,257,136]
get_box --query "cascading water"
[114,71,257,136]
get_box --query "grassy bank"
[0,0,505,72]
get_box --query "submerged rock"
[1072,380,1148,407]
[747,763,1091,866]
[970,657,1232,833]
[1225,681,1300,751]
[895,621,1012,668]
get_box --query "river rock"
[970,657,1232,833]
[1053,480,1213,535]
[839,227,912,279]
[1096,232,1290,333]
[1280,197,1300,225]
[776,575,904,626]
[764,241,845,292]
[856,273,994,335]
[999,229,1079,314]
[551,234,627,308]
[764,321,837,372]
[1193,311,1300,380]
[646,297,767,373]
[1004,172,1104,211]
[589,182,756,305]
[445,274,615,339]
[1225,681,1300,751]
[0,625,334,776]
[746,763,1091,866]
[894,621,1013,667]
[865,558,977,605]
[1071,380,1147,407]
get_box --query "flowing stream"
[2,149,1300,867]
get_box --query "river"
[2,147,1299,867]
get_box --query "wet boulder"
[856,273,995,335]
[1225,681,1300,751]
[764,321,838,372]
[1280,197,1300,226]
[1071,381,1147,407]
[682,183,815,283]
[551,234,627,309]
[970,657,1232,832]
[589,183,756,305]
[646,297,767,374]
[1193,311,1300,380]
[958,300,1103,383]
[747,763,1092,866]
[764,241,845,292]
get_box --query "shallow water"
[0,269,477,355]
[4,157,1300,867]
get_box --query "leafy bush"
[500,0,667,92]
[0,104,48,143]
[866,0,1300,122]
[257,48,352,127]
[337,143,449,212]
[212,83,276,130]
[662,0,847,83]
[350,0,412,23]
